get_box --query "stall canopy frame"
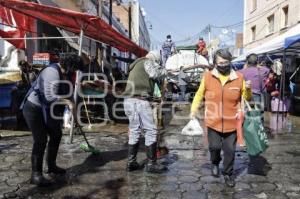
[233,24,300,62]
[275,33,300,129]
[0,0,148,57]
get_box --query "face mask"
[167,39,171,42]
[216,64,231,75]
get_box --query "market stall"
[0,0,148,141]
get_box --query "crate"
[0,83,16,109]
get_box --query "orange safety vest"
[204,71,244,133]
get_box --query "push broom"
[78,97,101,155]
[69,70,99,154]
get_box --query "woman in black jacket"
[22,54,83,186]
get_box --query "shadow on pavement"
[14,149,128,198]
[62,177,126,199]
[248,155,272,176]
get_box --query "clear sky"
[138,0,244,49]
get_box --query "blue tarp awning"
[233,24,300,62]
[284,34,300,49]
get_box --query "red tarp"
[0,6,34,49]
[0,0,148,57]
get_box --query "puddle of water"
[268,114,287,132]
[169,150,197,160]
[265,113,299,136]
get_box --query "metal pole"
[276,56,285,131]
[96,0,103,71]
[70,29,84,143]
[129,1,132,41]
[78,29,84,56]
[89,39,92,81]
[0,36,79,40]
[109,0,113,26]
[128,1,132,61]
[282,51,287,124]
[107,0,113,58]
[208,25,212,64]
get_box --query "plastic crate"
[0,83,16,109]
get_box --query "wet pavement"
[1,105,300,199]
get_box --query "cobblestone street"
[1,107,300,199]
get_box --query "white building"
[112,0,151,51]
[243,0,300,51]
[130,0,150,50]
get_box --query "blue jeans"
[162,54,170,67]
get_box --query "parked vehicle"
[164,45,211,101]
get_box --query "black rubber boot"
[127,143,140,172]
[211,164,220,177]
[145,143,167,174]
[46,146,66,175]
[31,155,52,186]
[224,175,236,187]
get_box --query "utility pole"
[207,24,212,64]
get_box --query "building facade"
[112,0,151,51]
[233,33,244,57]
[0,0,149,71]
[243,0,300,50]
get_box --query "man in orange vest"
[190,49,252,187]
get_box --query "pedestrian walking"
[162,35,176,66]
[240,54,270,121]
[190,49,252,187]
[21,54,82,186]
[123,50,172,173]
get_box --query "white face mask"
[167,38,171,42]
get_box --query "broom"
[78,125,101,155]
[78,98,101,155]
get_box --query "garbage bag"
[182,118,203,136]
[153,83,162,98]
[243,109,269,156]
